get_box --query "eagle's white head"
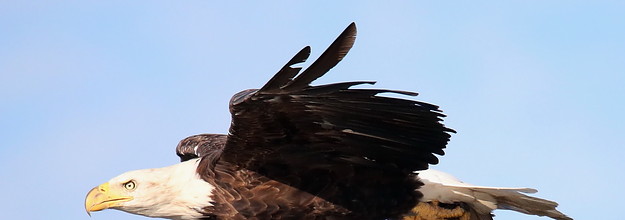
[85,159,215,220]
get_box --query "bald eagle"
[85,23,571,220]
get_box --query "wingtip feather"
[284,23,358,90]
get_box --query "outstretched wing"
[222,22,453,172]
[204,23,455,218]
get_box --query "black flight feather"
[175,23,455,220]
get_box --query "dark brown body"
[178,135,423,220]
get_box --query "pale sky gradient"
[1,1,623,220]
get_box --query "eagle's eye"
[123,180,136,190]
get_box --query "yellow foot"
[403,200,470,220]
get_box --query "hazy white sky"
[1,1,623,219]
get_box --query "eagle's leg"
[403,200,470,220]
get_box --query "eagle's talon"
[405,201,469,220]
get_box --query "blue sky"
[1,1,623,219]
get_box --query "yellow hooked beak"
[85,182,133,215]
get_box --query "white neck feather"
[116,158,215,220]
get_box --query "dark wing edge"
[258,46,311,93]
[281,22,357,91]
[175,134,227,162]
[223,22,454,171]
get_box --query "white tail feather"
[416,169,572,220]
